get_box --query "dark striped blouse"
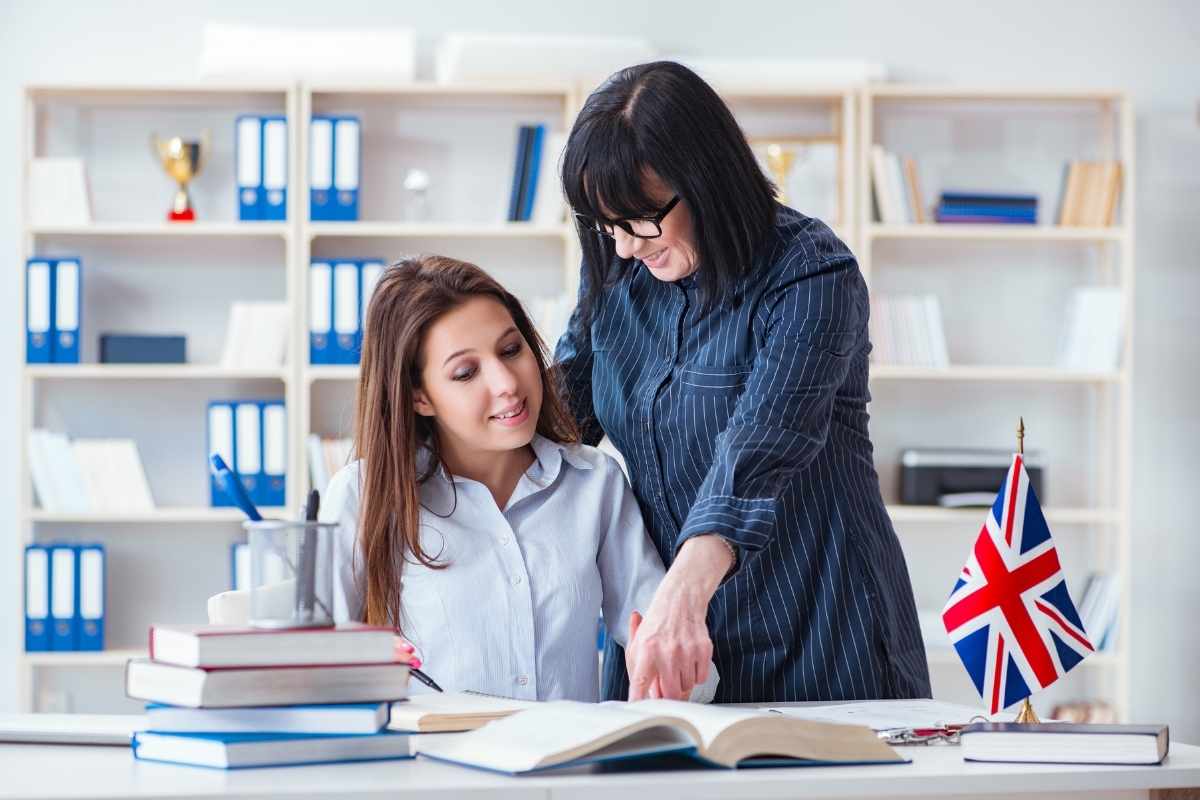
[554,205,931,703]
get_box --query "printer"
[899,448,1044,507]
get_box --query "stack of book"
[869,294,950,368]
[935,191,1037,225]
[125,622,411,769]
[307,434,354,494]
[1057,160,1122,227]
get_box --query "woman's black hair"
[561,60,777,324]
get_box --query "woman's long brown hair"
[354,255,580,628]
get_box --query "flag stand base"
[1014,697,1041,724]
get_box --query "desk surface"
[3,740,1200,800]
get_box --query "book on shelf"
[148,622,396,669]
[869,294,949,368]
[935,192,1037,225]
[29,430,155,514]
[144,701,390,735]
[871,146,926,224]
[1076,572,1120,652]
[414,699,903,773]
[1056,286,1123,371]
[1057,160,1122,227]
[132,728,413,769]
[387,691,538,733]
[125,659,410,708]
[307,434,353,494]
[219,302,290,369]
[960,722,1167,765]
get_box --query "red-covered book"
[148,622,396,668]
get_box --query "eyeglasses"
[575,195,680,240]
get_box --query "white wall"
[2,0,1197,737]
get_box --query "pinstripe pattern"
[555,205,931,703]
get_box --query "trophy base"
[167,209,196,222]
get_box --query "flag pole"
[1013,416,1042,725]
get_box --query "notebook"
[961,722,1169,765]
[388,692,538,733]
[415,699,904,773]
[0,713,146,746]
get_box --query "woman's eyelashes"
[448,341,524,382]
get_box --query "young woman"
[556,61,931,703]
[322,254,715,702]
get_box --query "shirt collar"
[418,434,592,487]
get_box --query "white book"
[924,294,950,367]
[891,153,914,224]
[868,296,888,365]
[531,132,569,226]
[220,302,290,369]
[28,429,59,511]
[149,622,395,668]
[906,296,931,367]
[388,692,538,733]
[28,158,92,227]
[40,431,89,514]
[145,702,389,735]
[307,433,329,494]
[890,295,913,365]
[1058,287,1122,371]
[72,439,154,513]
[871,146,899,224]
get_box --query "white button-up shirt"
[323,435,717,702]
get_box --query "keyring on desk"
[877,715,990,746]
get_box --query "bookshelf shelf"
[886,505,1120,526]
[30,222,289,238]
[21,649,145,667]
[868,224,1126,243]
[24,365,289,381]
[869,365,1124,384]
[307,222,571,240]
[861,85,1134,720]
[26,507,288,524]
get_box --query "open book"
[388,692,538,733]
[415,699,904,773]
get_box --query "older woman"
[555,61,930,703]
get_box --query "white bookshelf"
[18,78,1132,719]
[860,85,1134,720]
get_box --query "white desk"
[2,740,1199,800]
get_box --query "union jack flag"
[942,454,1093,713]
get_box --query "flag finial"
[1017,417,1025,456]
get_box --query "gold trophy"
[764,143,798,206]
[151,132,208,222]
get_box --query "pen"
[209,454,263,521]
[297,490,320,620]
[410,667,443,693]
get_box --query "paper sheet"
[767,699,1010,731]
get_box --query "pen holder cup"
[243,520,338,629]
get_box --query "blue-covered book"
[415,700,905,774]
[131,729,412,769]
[144,702,389,735]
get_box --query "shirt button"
[516,675,528,686]
[499,536,510,545]
[511,575,523,586]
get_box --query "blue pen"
[209,454,263,521]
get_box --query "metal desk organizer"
[243,520,337,629]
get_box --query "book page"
[390,691,537,728]
[768,699,1008,730]
[622,699,763,750]
[414,701,688,772]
